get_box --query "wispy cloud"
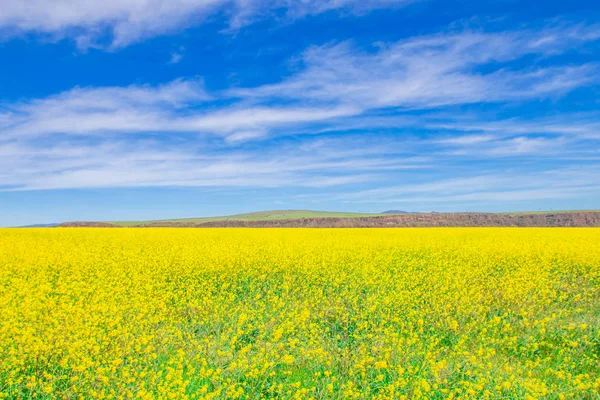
[1,21,600,201]
[3,23,599,142]
[232,25,600,109]
[427,113,600,140]
[0,135,428,191]
[332,167,600,205]
[170,53,184,64]
[1,78,358,140]
[0,0,415,49]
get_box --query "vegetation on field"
[0,228,599,399]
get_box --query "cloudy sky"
[1,0,599,225]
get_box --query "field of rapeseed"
[0,228,599,399]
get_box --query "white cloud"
[3,23,597,144]
[232,26,600,109]
[1,22,600,196]
[335,167,600,205]
[170,52,184,64]
[2,79,209,137]
[0,0,414,48]
[0,135,427,191]
[426,113,600,140]
[179,106,358,136]
[15,78,210,120]
[227,0,413,28]
[1,76,360,140]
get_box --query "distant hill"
[58,209,600,228]
[381,210,409,214]
[110,210,381,227]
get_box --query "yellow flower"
[281,355,295,364]
[0,228,598,398]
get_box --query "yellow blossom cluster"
[0,228,598,399]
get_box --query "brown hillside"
[60,222,119,227]
[123,212,600,228]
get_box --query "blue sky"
[1,0,599,225]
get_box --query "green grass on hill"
[112,210,380,227]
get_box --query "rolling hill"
[110,210,381,227]
[56,209,600,228]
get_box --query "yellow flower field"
[0,228,599,399]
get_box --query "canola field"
[0,228,599,399]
